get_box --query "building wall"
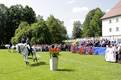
[102,16,121,36]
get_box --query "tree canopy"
[0,4,8,45]
[46,15,68,43]
[82,8,104,37]
[72,21,83,39]
[11,15,68,45]
[0,4,44,45]
[11,21,53,45]
[22,5,36,24]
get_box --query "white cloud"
[67,0,75,4]
[70,19,84,24]
[81,7,89,11]
[72,7,89,13]
[106,9,110,13]
[72,7,81,13]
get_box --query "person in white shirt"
[110,44,116,62]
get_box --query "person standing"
[21,37,26,44]
[110,44,116,62]
[116,46,118,62]
[105,44,113,62]
[118,46,121,64]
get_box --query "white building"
[101,1,121,37]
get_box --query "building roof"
[101,1,121,20]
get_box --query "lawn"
[0,49,121,80]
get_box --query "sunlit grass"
[0,49,121,80]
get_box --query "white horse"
[9,45,16,52]
[5,44,10,49]
[16,43,39,66]
[5,44,16,52]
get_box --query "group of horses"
[5,43,40,66]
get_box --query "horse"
[16,43,39,66]
[5,44,10,49]
[9,45,16,52]
[5,44,16,52]
[5,44,13,52]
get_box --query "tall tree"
[5,4,24,44]
[90,9,104,37]
[0,4,8,45]
[46,15,68,43]
[72,21,83,39]
[31,21,53,45]
[23,5,36,24]
[82,8,104,37]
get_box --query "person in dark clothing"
[94,39,99,47]
[52,45,55,48]
[68,44,71,52]
[26,36,32,56]
[118,46,121,64]
[116,46,118,62]
[21,37,26,44]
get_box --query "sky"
[0,0,121,37]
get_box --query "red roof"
[101,1,121,20]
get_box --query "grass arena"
[0,49,121,80]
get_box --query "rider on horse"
[21,37,26,44]
[26,36,32,56]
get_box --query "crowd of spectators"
[32,39,117,52]
[81,39,115,47]
[32,44,72,52]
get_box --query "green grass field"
[0,49,121,80]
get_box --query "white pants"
[26,44,30,50]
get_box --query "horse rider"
[26,36,32,56]
[21,37,26,44]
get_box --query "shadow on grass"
[28,57,33,59]
[30,61,48,67]
[28,56,38,59]
[57,69,74,72]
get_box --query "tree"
[22,5,36,24]
[0,4,8,45]
[46,15,68,43]
[11,22,30,44]
[90,13,103,37]
[72,21,83,39]
[36,15,44,21]
[4,4,24,44]
[31,21,53,45]
[11,21,53,45]
[82,8,104,37]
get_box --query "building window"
[109,20,111,23]
[116,27,119,31]
[116,18,119,22]
[109,28,112,32]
